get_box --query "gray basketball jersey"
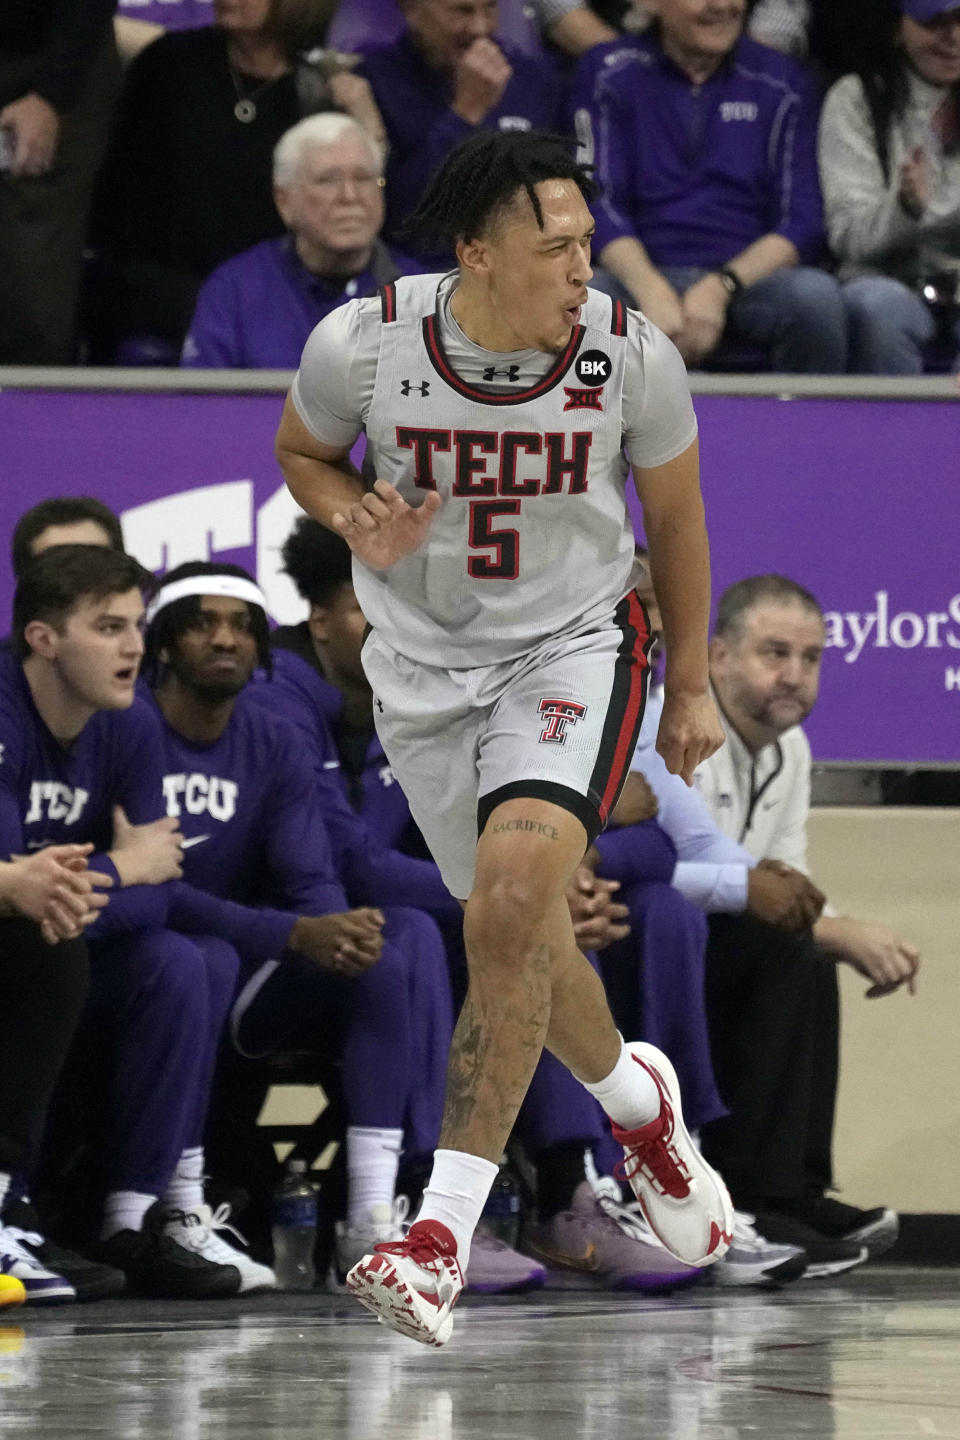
[357,273,638,669]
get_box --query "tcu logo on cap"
[538,697,587,744]
[574,350,611,386]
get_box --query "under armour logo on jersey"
[482,365,521,383]
[563,387,604,412]
[400,379,430,397]
[538,698,588,744]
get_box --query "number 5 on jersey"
[468,500,520,579]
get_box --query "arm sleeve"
[83,881,171,939]
[33,0,117,114]
[671,862,750,913]
[818,75,920,265]
[168,882,298,963]
[260,736,351,916]
[768,67,825,261]
[290,299,379,448]
[622,316,699,470]
[84,701,173,939]
[629,740,754,913]
[180,267,242,368]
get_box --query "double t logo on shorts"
[538,697,588,744]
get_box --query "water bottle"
[271,1159,318,1291]
[481,1155,521,1248]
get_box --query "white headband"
[145,574,268,625]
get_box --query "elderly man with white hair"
[181,113,418,368]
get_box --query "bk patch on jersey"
[574,350,611,386]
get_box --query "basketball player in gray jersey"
[277,130,732,1347]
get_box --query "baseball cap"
[901,0,960,22]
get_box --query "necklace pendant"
[234,98,257,123]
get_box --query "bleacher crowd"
[1,0,958,372]
[0,494,918,1305]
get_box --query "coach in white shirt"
[701,574,920,993]
[694,573,917,1252]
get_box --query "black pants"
[699,914,839,1204]
[0,919,89,1179]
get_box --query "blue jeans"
[591,262,850,372]
[842,274,960,374]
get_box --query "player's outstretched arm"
[633,437,724,785]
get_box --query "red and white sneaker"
[611,1043,734,1268]
[346,1219,463,1348]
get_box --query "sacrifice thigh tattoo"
[489,818,559,840]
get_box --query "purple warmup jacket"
[574,33,825,266]
[180,237,419,369]
[0,650,170,937]
[244,632,459,923]
[145,689,349,965]
[359,32,563,258]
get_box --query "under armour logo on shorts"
[538,697,588,744]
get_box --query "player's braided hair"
[405,129,598,252]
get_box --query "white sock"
[346,1126,403,1229]
[101,1190,156,1240]
[581,1037,661,1129]
[416,1149,499,1269]
[0,1171,10,1216]
[163,1147,205,1212]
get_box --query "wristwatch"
[714,267,744,299]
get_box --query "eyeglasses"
[304,171,386,193]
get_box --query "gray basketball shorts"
[362,592,653,900]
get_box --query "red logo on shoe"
[706,1222,733,1257]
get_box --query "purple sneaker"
[465,1222,547,1293]
[521,1179,704,1292]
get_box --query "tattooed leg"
[437,797,620,1160]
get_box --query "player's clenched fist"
[332,478,443,570]
[656,689,725,786]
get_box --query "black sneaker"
[776,1195,899,1258]
[2,1201,125,1302]
[750,1211,868,1278]
[95,1203,241,1299]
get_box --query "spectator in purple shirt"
[181,113,419,367]
[358,0,564,260]
[577,0,851,371]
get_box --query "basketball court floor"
[1,1269,957,1439]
